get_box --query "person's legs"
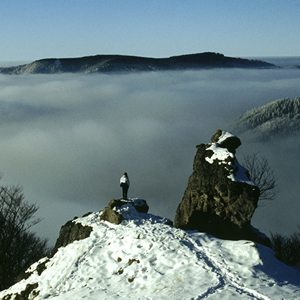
[123,185,129,200]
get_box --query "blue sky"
[1,0,300,61]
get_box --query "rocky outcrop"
[100,200,125,225]
[174,129,270,246]
[51,215,93,256]
[2,283,39,300]
[100,199,149,225]
[49,199,149,255]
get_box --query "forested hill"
[232,97,300,141]
[0,52,276,75]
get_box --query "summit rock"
[174,130,270,246]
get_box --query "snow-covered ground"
[1,201,300,300]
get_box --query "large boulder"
[100,200,125,225]
[174,130,270,246]
[100,199,149,224]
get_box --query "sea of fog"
[247,56,300,67]
[0,58,300,246]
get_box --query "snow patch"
[206,143,234,163]
[217,130,236,143]
[115,198,171,225]
[205,143,256,186]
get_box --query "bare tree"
[242,152,279,202]
[0,184,49,291]
[271,226,300,268]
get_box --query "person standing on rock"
[120,172,130,200]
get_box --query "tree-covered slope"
[0,52,276,75]
[232,97,300,141]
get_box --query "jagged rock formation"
[51,214,93,256]
[100,199,150,225]
[174,129,270,247]
[0,52,277,75]
[51,199,150,255]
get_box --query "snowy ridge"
[1,203,300,299]
[231,97,300,142]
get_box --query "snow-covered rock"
[174,129,269,246]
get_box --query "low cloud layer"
[0,68,300,245]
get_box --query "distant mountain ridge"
[231,97,300,141]
[0,52,277,75]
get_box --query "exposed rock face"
[174,130,270,246]
[100,200,125,225]
[51,216,93,256]
[100,199,149,225]
[2,282,39,300]
[50,199,149,255]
